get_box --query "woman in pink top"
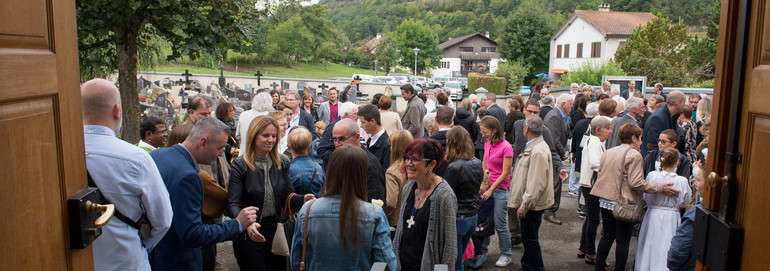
[477,116,514,267]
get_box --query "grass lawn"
[147,62,379,79]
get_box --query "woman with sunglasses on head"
[393,138,458,270]
[475,116,514,267]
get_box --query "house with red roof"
[548,4,655,81]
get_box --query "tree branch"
[79,38,112,51]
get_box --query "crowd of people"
[83,77,711,271]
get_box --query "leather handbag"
[271,193,297,257]
[613,148,643,222]
[299,199,316,271]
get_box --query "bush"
[468,73,507,95]
[494,60,529,94]
[688,79,714,88]
[559,60,626,87]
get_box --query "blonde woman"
[385,130,414,227]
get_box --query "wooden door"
[703,0,770,269]
[0,0,93,270]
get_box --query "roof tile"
[574,10,656,36]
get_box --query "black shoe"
[511,237,522,247]
[544,215,563,225]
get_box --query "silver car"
[444,81,463,101]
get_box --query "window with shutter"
[564,44,570,58]
[591,42,601,58]
[576,43,583,58]
[557,45,562,58]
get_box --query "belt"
[649,206,680,212]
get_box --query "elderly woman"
[227,116,315,270]
[385,130,414,226]
[237,92,273,157]
[477,116,514,267]
[394,138,457,270]
[444,127,484,271]
[590,123,680,271]
[577,117,612,264]
[290,145,397,270]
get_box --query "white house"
[431,32,501,78]
[548,4,655,82]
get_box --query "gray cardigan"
[393,179,457,270]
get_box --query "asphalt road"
[215,165,638,270]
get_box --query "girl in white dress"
[635,148,692,270]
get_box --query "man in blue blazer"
[150,117,258,271]
[642,91,685,158]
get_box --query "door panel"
[0,0,92,270]
[736,115,770,269]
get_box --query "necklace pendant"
[406,216,415,228]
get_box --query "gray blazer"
[543,107,568,157]
[317,101,335,124]
[607,114,640,149]
[401,95,426,139]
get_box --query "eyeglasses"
[152,130,168,135]
[403,156,432,163]
[332,133,358,143]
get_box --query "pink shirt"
[485,140,514,190]
[329,102,338,122]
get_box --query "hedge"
[468,73,507,95]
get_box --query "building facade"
[431,33,501,78]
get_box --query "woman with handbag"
[576,117,611,265]
[228,115,315,271]
[590,123,680,271]
[290,145,398,271]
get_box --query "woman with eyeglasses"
[476,116,514,267]
[393,138,458,270]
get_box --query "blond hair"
[244,116,283,170]
[287,127,312,154]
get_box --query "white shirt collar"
[138,140,157,151]
[369,128,385,146]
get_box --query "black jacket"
[454,107,480,143]
[297,109,318,139]
[368,131,391,170]
[429,130,448,149]
[485,104,506,131]
[444,157,484,216]
[505,111,525,144]
[571,118,593,171]
[539,105,553,120]
[643,149,692,180]
[226,156,304,219]
[363,148,387,202]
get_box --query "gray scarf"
[255,155,275,218]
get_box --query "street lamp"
[413,47,420,76]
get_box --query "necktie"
[365,137,372,148]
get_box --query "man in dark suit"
[358,104,391,169]
[541,95,573,225]
[285,90,318,139]
[539,95,554,120]
[642,91,686,158]
[332,118,387,202]
[621,80,639,100]
[149,117,258,271]
[508,99,568,241]
[607,97,645,149]
[484,92,506,132]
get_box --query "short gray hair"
[625,97,643,112]
[187,117,230,143]
[338,102,358,118]
[586,102,599,117]
[652,94,665,105]
[611,88,620,95]
[590,116,611,134]
[484,92,496,102]
[524,115,543,136]
[541,95,554,105]
[423,112,436,131]
[556,94,573,107]
[251,92,273,112]
[336,118,359,135]
[285,90,300,101]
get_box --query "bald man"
[642,90,686,157]
[82,78,173,271]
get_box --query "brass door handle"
[84,200,114,228]
[708,172,729,188]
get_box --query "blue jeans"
[569,166,579,193]
[481,189,512,257]
[455,214,478,271]
[520,210,545,271]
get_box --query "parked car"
[444,81,463,101]
[415,76,429,87]
[351,74,374,82]
[433,77,449,85]
[373,76,398,84]
[390,76,408,85]
[388,73,415,85]
[459,78,468,90]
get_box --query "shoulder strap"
[299,199,316,271]
[306,165,317,195]
[87,171,142,229]
[617,147,634,200]
[283,192,297,220]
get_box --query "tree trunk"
[324,59,328,70]
[115,25,141,144]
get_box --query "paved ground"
[215,165,638,270]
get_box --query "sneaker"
[578,210,586,218]
[568,191,579,197]
[495,255,513,267]
[468,254,487,269]
[511,237,522,247]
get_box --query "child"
[635,148,692,271]
[311,121,326,167]
[667,159,705,270]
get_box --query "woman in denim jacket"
[290,145,397,270]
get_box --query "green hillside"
[147,62,377,79]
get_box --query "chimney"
[485,31,490,38]
[376,33,382,39]
[598,3,610,12]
